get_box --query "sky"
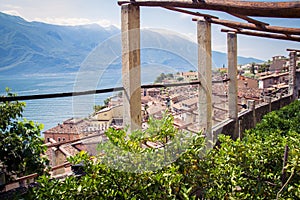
[0,0,299,61]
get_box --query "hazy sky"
[0,0,299,61]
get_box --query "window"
[58,137,61,142]
[47,138,50,142]
[62,138,65,141]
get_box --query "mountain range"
[0,12,264,76]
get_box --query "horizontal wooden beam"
[221,29,300,42]
[204,17,300,36]
[15,173,38,182]
[118,0,300,18]
[51,162,71,171]
[287,48,300,52]
[226,12,269,26]
[0,82,201,102]
[163,6,218,19]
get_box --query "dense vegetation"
[154,73,174,83]
[25,100,300,199]
[0,89,48,183]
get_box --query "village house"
[108,96,122,107]
[44,118,89,143]
[258,72,289,89]
[269,55,288,72]
[176,71,198,81]
[145,88,161,97]
[92,104,123,128]
[238,75,258,89]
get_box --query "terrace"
[1,0,300,195]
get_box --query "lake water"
[0,65,177,132]
[0,73,120,132]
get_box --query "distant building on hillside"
[269,55,288,72]
[258,72,289,89]
[176,72,198,81]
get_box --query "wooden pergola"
[118,0,300,139]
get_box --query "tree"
[177,77,184,82]
[258,63,270,73]
[93,105,106,113]
[154,73,167,83]
[0,89,48,183]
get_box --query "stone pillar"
[227,32,239,139]
[247,100,256,127]
[121,4,141,132]
[197,20,212,144]
[264,96,272,112]
[289,51,297,100]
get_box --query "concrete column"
[247,100,256,126]
[121,4,141,132]
[227,32,239,139]
[265,96,272,112]
[289,51,297,99]
[197,20,212,143]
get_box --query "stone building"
[258,72,289,89]
[269,55,288,72]
[44,118,87,143]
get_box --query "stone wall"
[213,94,294,138]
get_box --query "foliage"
[154,73,167,83]
[196,100,300,199]
[258,63,270,73]
[29,113,203,199]
[93,97,111,113]
[93,105,106,113]
[0,88,48,183]
[177,77,184,82]
[218,68,227,75]
[243,72,256,79]
[28,101,300,199]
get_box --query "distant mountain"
[0,12,264,76]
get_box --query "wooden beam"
[227,12,269,26]
[51,162,71,171]
[287,48,300,52]
[163,6,218,19]
[15,173,38,182]
[221,29,300,42]
[118,0,300,18]
[205,17,300,36]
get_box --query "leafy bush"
[0,89,48,183]
[28,101,300,199]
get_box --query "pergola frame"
[118,0,300,137]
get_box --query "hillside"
[0,12,263,76]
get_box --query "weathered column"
[247,100,256,127]
[288,50,297,99]
[227,32,239,139]
[197,19,212,143]
[121,4,141,132]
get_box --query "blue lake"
[0,73,119,132]
[0,65,176,132]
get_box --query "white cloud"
[31,17,114,27]
[33,17,89,26]
[2,10,22,17]
[95,19,114,28]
